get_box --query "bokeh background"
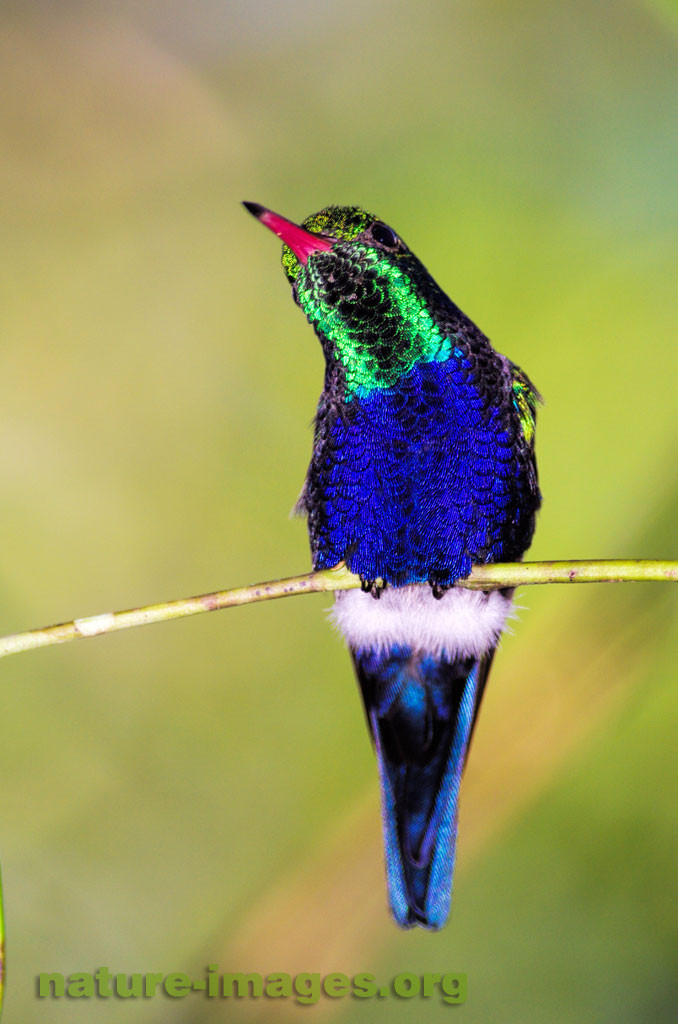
[1,0,676,1020]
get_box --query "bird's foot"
[429,580,451,601]
[360,578,386,600]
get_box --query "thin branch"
[0,560,675,662]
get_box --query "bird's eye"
[370,221,399,248]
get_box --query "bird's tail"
[352,645,492,930]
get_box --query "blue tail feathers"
[352,645,489,929]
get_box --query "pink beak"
[243,201,334,264]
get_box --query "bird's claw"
[360,578,386,599]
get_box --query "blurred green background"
[1,0,676,1020]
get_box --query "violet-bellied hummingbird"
[243,201,541,929]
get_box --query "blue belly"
[307,359,536,585]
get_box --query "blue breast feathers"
[308,358,537,586]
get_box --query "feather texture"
[353,645,490,929]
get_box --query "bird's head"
[243,202,453,395]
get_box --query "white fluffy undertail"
[329,585,513,659]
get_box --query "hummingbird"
[243,201,541,930]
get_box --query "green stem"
[0,560,675,662]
